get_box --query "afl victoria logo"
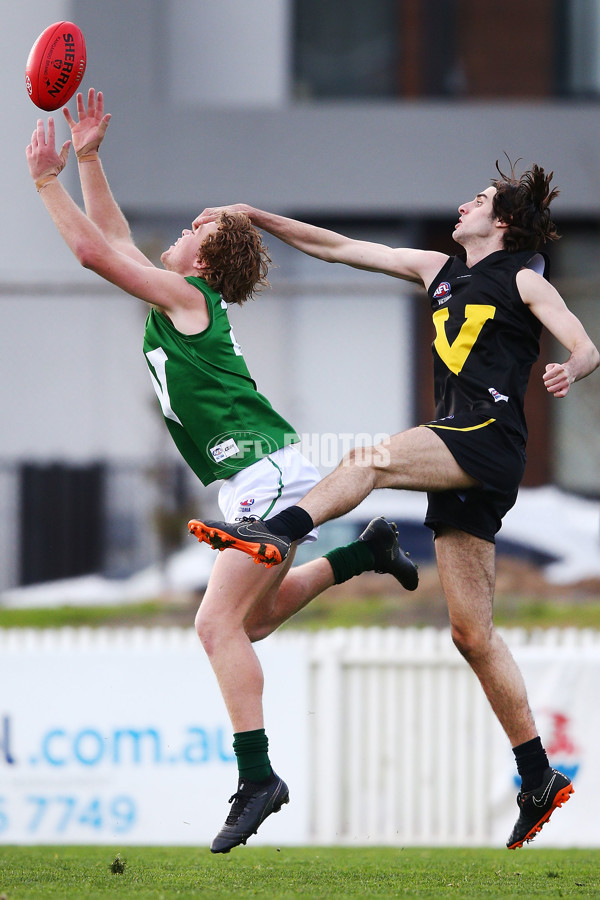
[433,281,451,300]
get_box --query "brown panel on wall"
[458,0,554,97]
[399,0,423,96]
[398,0,557,99]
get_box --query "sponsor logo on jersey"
[209,437,240,463]
[207,430,281,470]
[488,387,509,403]
[239,498,255,508]
[433,281,452,303]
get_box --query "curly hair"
[491,156,560,252]
[199,211,271,305]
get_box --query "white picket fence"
[1,625,598,846]
[307,626,600,845]
[308,628,490,844]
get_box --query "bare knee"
[343,446,366,468]
[195,606,231,657]
[342,444,388,484]
[197,603,263,656]
[451,620,494,662]
[195,606,213,651]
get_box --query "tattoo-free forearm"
[565,339,600,383]
[245,206,349,262]
[36,177,114,272]
[77,154,132,244]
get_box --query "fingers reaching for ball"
[26,116,71,184]
[63,88,111,157]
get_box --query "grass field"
[1,846,599,899]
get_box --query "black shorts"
[421,413,525,543]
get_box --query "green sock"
[324,540,375,584]
[232,728,272,782]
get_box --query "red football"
[25,21,86,111]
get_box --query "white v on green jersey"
[143,276,298,485]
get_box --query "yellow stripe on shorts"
[421,418,496,433]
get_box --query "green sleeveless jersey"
[143,277,298,485]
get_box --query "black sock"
[513,736,549,792]
[266,506,314,542]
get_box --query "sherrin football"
[25,21,86,111]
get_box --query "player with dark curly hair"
[190,159,599,850]
[491,156,560,252]
[26,88,419,854]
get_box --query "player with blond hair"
[26,89,418,853]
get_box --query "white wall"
[3,1,81,283]
[167,0,290,108]
[0,291,157,461]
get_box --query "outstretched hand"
[63,88,111,158]
[26,117,71,183]
[193,203,250,229]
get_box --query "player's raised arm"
[63,89,154,267]
[517,267,600,397]
[194,204,447,288]
[26,117,208,331]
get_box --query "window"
[293,0,400,98]
[293,0,600,100]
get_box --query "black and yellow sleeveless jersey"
[427,249,548,444]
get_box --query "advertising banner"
[491,646,597,846]
[0,630,309,845]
